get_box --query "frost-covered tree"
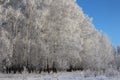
[117,46,120,55]
[0,0,115,73]
[79,17,114,70]
[113,55,120,70]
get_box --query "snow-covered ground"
[0,72,119,80]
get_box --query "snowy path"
[0,72,119,80]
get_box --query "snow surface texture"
[0,72,119,80]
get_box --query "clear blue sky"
[76,0,120,47]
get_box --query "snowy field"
[0,72,120,80]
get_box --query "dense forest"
[0,0,119,74]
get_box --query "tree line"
[0,0,118,74]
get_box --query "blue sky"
[76,0,120,47]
